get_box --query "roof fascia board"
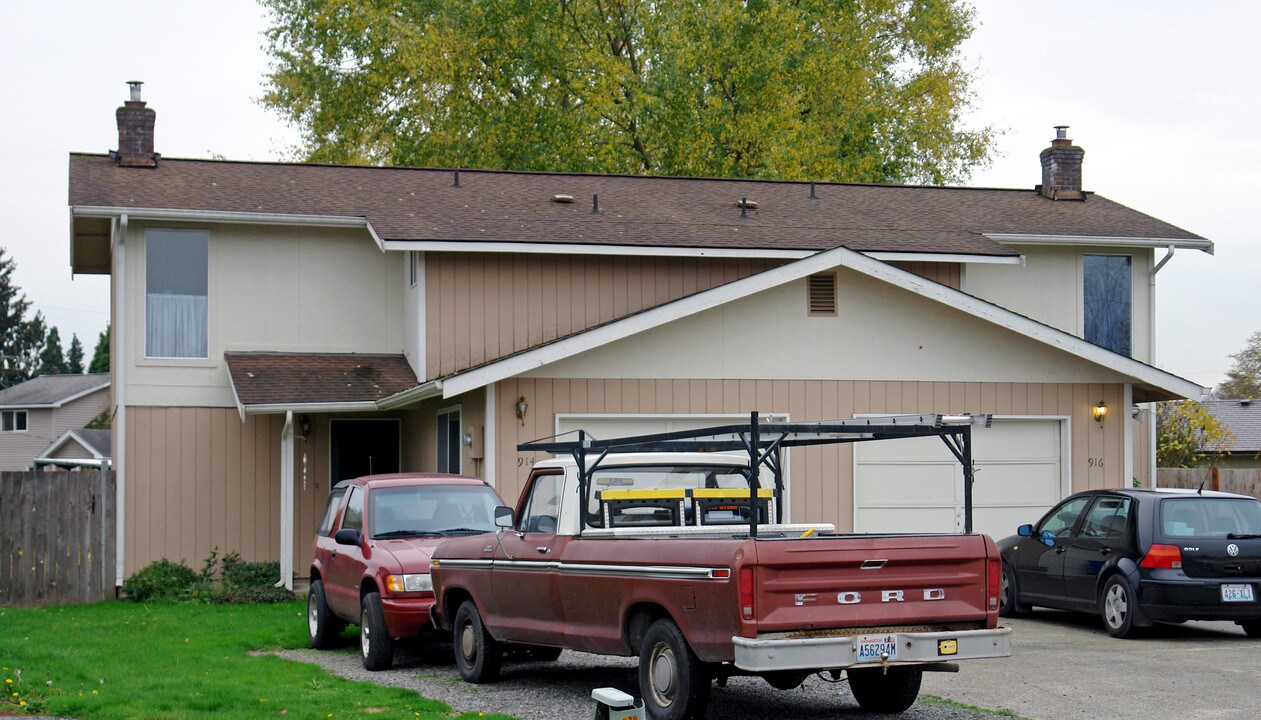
[986,233,1214,255]
[864,252,1023,265]
[71,206,383,249]
[242,401,381,415]
[376,380,444,410]
[442,245,863,396]
[379,239,813,260]
[444,245,1203,401]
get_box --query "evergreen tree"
[67,333,85,374]
[0,249,46,387]
[39,326,67,375]
[88,324,110,374]
[1217,331,1261,399]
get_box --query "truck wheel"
[1100,575,1141,639]
[360,591,395,670]
[999,561,1030,618]
[638,619,710,720]
[1240,621,1261,638]
[307,579,345,649]
[454,600,502,683]
[847,666,922,713]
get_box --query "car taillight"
[1140,544,1183,570]
[987,556,1000,613]
[739,567,755,621]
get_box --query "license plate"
[856,634,899,663]
[1221,584,1255,603]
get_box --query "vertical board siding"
[889,261,962,290]
[0,471,116,606]
[495,379,1125,530]
[426,253,783,378]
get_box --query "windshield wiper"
[1227,533,1261,540]
[440,527,490,536]
[374,530,442,539]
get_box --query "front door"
[1012,494,1091,604]
[1062,495,1133,606]
[331,419,400,483]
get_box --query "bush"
[123,549,294,604]
[121,558,197,602]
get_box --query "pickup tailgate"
[748,533,999,634]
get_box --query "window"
[317,488,347,536]
[1036,495,1091,538]
[1083,254,1131,356]
[1,410,27,432]
[342,487,364,531]
[1080,496,1131,538]
[807,273,837,316]
[436,407,461,474]
[519,472,563,534]
[146,228,208,358]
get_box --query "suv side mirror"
[334,528,361,546]
[494,506,514,528]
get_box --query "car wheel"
[1240,621,1261,638]
[454,600,502,683]
[848,666,923,714]
[307,579,345,649]
[1100,575,1141,639]
[999,561,1030,618]
[360,591,395,670]
[638,618,710,720]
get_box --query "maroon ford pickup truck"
[431,416,1012,720]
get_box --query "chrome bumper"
[733,626,1012,672]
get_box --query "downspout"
[114,214,128,588]
[1149,245,1175,488]
[484,383,496,487]
[279,411,294,590]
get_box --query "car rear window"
[1159,497,1261,538]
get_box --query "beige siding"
[491,378,1127,530]
[889,261,961,290]
[50,438,92,460]
[425,253,783,378]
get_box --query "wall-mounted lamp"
[515,396,529,425]
[1093,401,1108,423]
[299,414,312,438]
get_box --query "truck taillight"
[987,556,1000,613]
[1140,544,1183,569]
[739,567,755,621]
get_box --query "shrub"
[123,549,294,604]
[121,559,197,602]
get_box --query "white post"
[113,214,128,588]
[279,411,294,590]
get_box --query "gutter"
[114,213,128,588]
[986,233,1214,254]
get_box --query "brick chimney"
[115,81,157,168]
[1038,126,1084,200]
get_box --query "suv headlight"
[386,573,433,594]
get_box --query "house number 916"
[1088,458,1104,468]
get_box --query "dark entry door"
[330,419,400,482]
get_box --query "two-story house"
[0,374,110,471]
[69,85,1207,588]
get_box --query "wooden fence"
[1157,467,1261,500]
[0,470,116,606]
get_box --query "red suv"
[307,473,505,670]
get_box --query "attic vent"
[808,273,837,316]
[733,199,759,210]
[551,194,575,204]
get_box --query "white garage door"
[854,418,1066,539]
[556,414,789,444]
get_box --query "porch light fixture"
[299,414,312,438]
[1093,401,1108,423]
[515,396,529,425]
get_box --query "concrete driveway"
[924,610,1259,719]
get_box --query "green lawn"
[0,600,513,720]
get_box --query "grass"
[0,600,515,720]
[919,694,1030,718]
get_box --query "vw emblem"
[1227,543,1240,557]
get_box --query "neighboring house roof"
[1200,399,1261,453]
[35,428,112,464]
[69,154,1207,259]
[225,352,420,416]
[0,373,110,409]
[436,244,1203,404]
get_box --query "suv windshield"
[1159,497,1261,539]
[369,485,501,539]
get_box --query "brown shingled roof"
[68,155,1205,256]
[225,352,418,407]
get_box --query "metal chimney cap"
[1054,125,1069,139]
[127,81,144,102]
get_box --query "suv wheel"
[307,579,344,649]
[360,591,394,670]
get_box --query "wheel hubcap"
[460,623,476,662]
[361,611,371,656]
[308,597,319,636]
[1105,584,1128,628]
[649,643,677,706]
[1001,571,1011,607]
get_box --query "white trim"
[484,383,496,487]
[1123,384,1134,489]
[114,213,128,587]
[986,232,1214,254]
[279,411,294,591]
[379,239,813,259]
[864,252,1022,265]
[376,380,443,410]
[243,401,380,415]
[442,245,1204,400]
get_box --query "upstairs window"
[1,410,27,432]
[1083,254,1131,357]
[146,229,208,358]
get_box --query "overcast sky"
[1,1,1255,390]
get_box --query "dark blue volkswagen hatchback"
[997,488,1261,638]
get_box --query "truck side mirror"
[334,528,361,546]
[494,506,514,528]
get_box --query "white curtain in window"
[147,292,208,358]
